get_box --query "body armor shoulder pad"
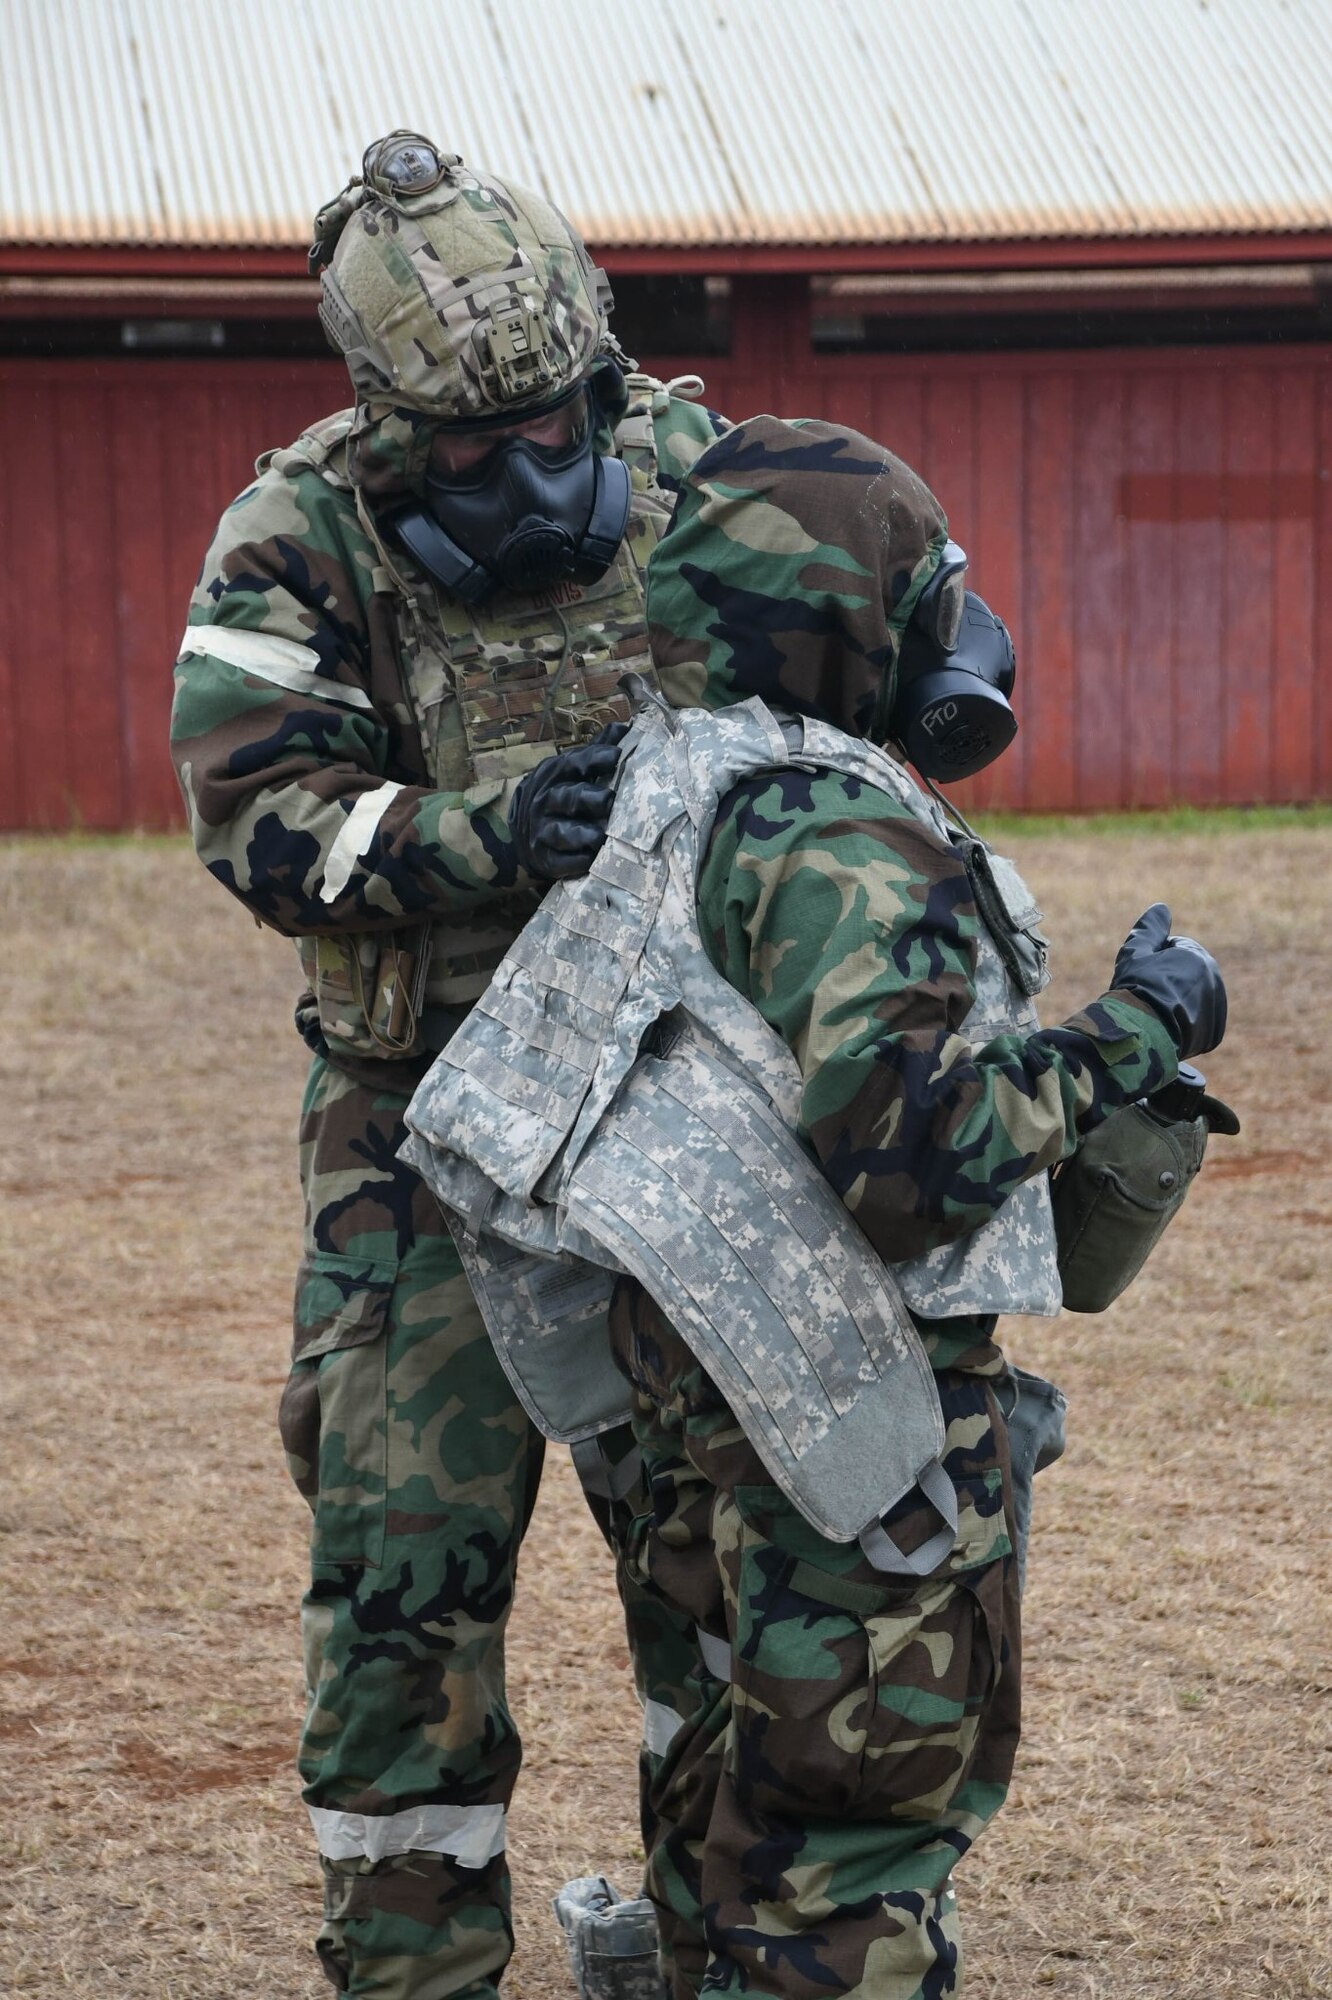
[256,408,357,489]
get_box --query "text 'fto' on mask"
[889,539,1018,781]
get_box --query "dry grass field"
[1,821,1329,2000]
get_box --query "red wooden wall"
[697,341,1332,816]
[2,343,1330,828]
[0,360,347,831]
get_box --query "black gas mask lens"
[427,386,593,485]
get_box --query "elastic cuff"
[1101,987,1182,1079]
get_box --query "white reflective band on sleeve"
[696,1627,732,1683]
[177,625,373,710]
[306,1801,506,1868]
[642,1699,686,1758]
[321,782,406,903]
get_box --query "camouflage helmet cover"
[646,414,950,740]
[312,131,614,426]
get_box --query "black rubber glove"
[1112,903,1228,1059]
[509,723,629,881]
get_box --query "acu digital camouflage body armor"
[400,690,1062,1555]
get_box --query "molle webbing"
[289,408,677,1045]
[372,473,672,1014]
[402,699,955,1545]
[556,1016,949,1546]
[403,696,1062,1542]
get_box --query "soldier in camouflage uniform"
[393,414,1228,1998]
[591,417,1225,1999]
[169,132,726,1999]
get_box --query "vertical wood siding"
[0,359,346,830]
[1,344,1329,828]
[700,342,1332,815]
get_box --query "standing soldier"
[401,415,1231,1999]
[170,132,723,1997]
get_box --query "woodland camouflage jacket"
[169,390,722,951]
[653,418,1181,1349]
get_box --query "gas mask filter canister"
[888,540,1018,781]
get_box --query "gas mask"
[385,381,631,603]
[886,540,1018,780]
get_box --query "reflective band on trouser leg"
[288,1063,546,1999]
[641,1700,685,1759]
[307,1801,506,1868]
[695,1626,731,1683]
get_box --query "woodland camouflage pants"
[278,1057,698,2000]
[608,1284,1023,2000]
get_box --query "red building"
[3,0,1331,825]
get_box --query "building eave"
[6,231,1332,295]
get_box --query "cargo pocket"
[727,1483,878,1820]
[728,1483,1007,1825]
[278,1251,396,1570]
[861,1555,1006,1821]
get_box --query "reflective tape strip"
[642,1698,685,1759]
[306,1801,506,1868]
[696,1626,731,1683]
[177,625,373,710]
[321,782,406,903]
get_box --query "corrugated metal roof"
[3,0,1331,250]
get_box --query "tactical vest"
[400,695,1062,1559]
[270,377,682,1061]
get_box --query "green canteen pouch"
[1052,1103,1208,1314]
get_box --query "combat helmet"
[310,132,634,600]
[309,130,615,422]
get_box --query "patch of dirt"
[0,1172,176,1199]
[0,830,1329,2000]
[1205,1148,1323,1181]
[0,1708,54,1740]
[115,1737,295,1797]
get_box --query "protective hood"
[645,414,948,739]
